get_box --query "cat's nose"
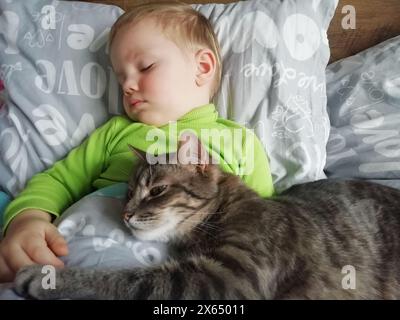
[124,211,134,221]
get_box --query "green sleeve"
[241,129,275,198]
[2,118,116,234]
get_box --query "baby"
[0,1,274,282]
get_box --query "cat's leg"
[14,254,265,299]
[108,254,265,299]
[14,265,109,300]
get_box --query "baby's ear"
[195,48,216,88]
[177,131,210,173]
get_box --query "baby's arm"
[2,117,116,231]
[0,118,117,282]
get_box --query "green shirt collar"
[175,103,218,125]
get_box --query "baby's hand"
[0,210,68,283]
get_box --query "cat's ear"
[177,131,210,173]
[128,144,147,162]
[128,144,160,165]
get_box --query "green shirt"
[3,104,274,233]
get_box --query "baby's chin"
[124,107,192,127]
[128,114,177,127]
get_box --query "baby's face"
[110,18,208,126]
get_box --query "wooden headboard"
[84,0,400,64]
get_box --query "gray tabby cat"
[14,132,400,299]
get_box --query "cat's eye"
[149,185,167,197]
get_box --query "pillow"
[0,0,338,198]
[55,183,168,270]
[324,35,400,189]
[195,0,337,192]
[0,0,124,197]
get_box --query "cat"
[14,132,400,299]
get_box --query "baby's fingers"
[2,244,35,275]
[45,228,69,257]
[24,238,65,268]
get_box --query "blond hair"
[109,1,222,99]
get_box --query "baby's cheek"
[144,74,166,95]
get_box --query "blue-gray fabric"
[325,35,400,188]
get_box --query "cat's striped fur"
[15,136,400,299]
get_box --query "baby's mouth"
[130,99,145,109]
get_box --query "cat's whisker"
[186,215,222,228]
[176,218,220,239]
[195,219,222,230]
[193,225,219,239]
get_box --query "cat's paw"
[14,265,59,300]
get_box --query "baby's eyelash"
[140,63,154,72]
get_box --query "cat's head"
[123,131,222,242]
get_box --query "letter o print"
[283,14,321,61]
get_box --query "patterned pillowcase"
[0,0,124,196]
[195,0,338,192]
[324,35,400,189]
[0,0,337,197]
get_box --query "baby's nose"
[122,77,139,94]
[123,87,135,96]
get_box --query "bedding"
[193,0,338,193]
[0,0,339,299]
[324,35,400,189]
[0,0,338,199]
[0,0,398,301]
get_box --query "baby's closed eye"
[140,63,155,72]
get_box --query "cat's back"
[268,179,400,299]
[273,178,400,234]
[280,178,400,207]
